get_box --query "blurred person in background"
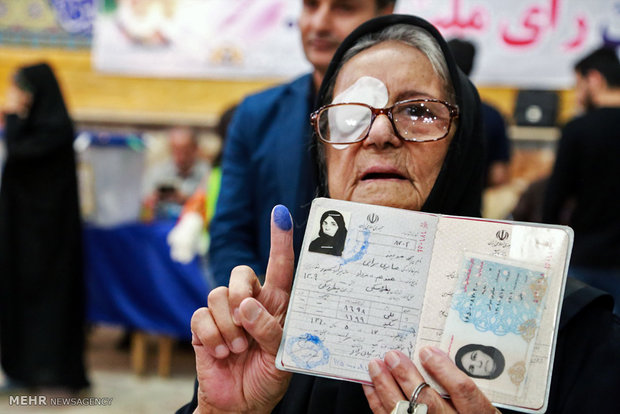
[208,0,395,287]
[510,176,548,223]
[141,125,209,220]
[0,63,89,392]
[543,46,620,314]
[167,104,237,271]
[447,38,511,188]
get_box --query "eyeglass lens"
[319,101,451,143]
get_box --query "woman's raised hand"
[190,205,295,414]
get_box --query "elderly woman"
[181,14,617,414]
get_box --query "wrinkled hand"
[191,205,294,414]
[363,348,500,414]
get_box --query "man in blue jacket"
[209,0,395,286]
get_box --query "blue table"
[84,220,209,341]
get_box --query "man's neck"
[312,70,324,95]
[595,89,620,108]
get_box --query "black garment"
[308,236,344,256]
[540,279,619,414]
[542,107,620,267]
[177,278,620,414]
[0,63,89,389]
[481,102,511,186]
[272,279,620,414]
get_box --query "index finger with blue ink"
[264,205,295,293]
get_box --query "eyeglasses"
[311,99,459,144]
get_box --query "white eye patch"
[332,76,389,106]
[328,76,389,150]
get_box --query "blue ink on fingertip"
[273,204,292,231]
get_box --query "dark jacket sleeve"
[502,278,620,414]
[542,123,579,224]
[543,280,620,413]
[208,98,265,286]
[207,74,314,287]
[482,103,510,163]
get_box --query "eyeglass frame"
[310,98,460,145]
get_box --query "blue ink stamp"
[451,255,548,337]
[341,228,370,265]
[286,333,330,369]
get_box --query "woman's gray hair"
[316,24,456,194]
[321,23,455,106]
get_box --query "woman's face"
[322,216,339,237]
[325,41,454,211]
[4,77,33,118]
[460,349,495,377]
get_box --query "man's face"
[299,0,389,77]
[169,128,198,176]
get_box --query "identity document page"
[276,198,573,413]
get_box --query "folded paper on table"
[276,198,573,413]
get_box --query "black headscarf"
[309,210,347,256]
[5,62,75,159]
[313,14,485,218]
[20,63,72,126]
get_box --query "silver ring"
[408,382,430,412]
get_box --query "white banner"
[395,0,620,88]
[93,0,310,79]
[93,0,620,88]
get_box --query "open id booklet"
[276,198,573,413]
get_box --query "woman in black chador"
[0,63,89,391]
[308,210,347,256]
